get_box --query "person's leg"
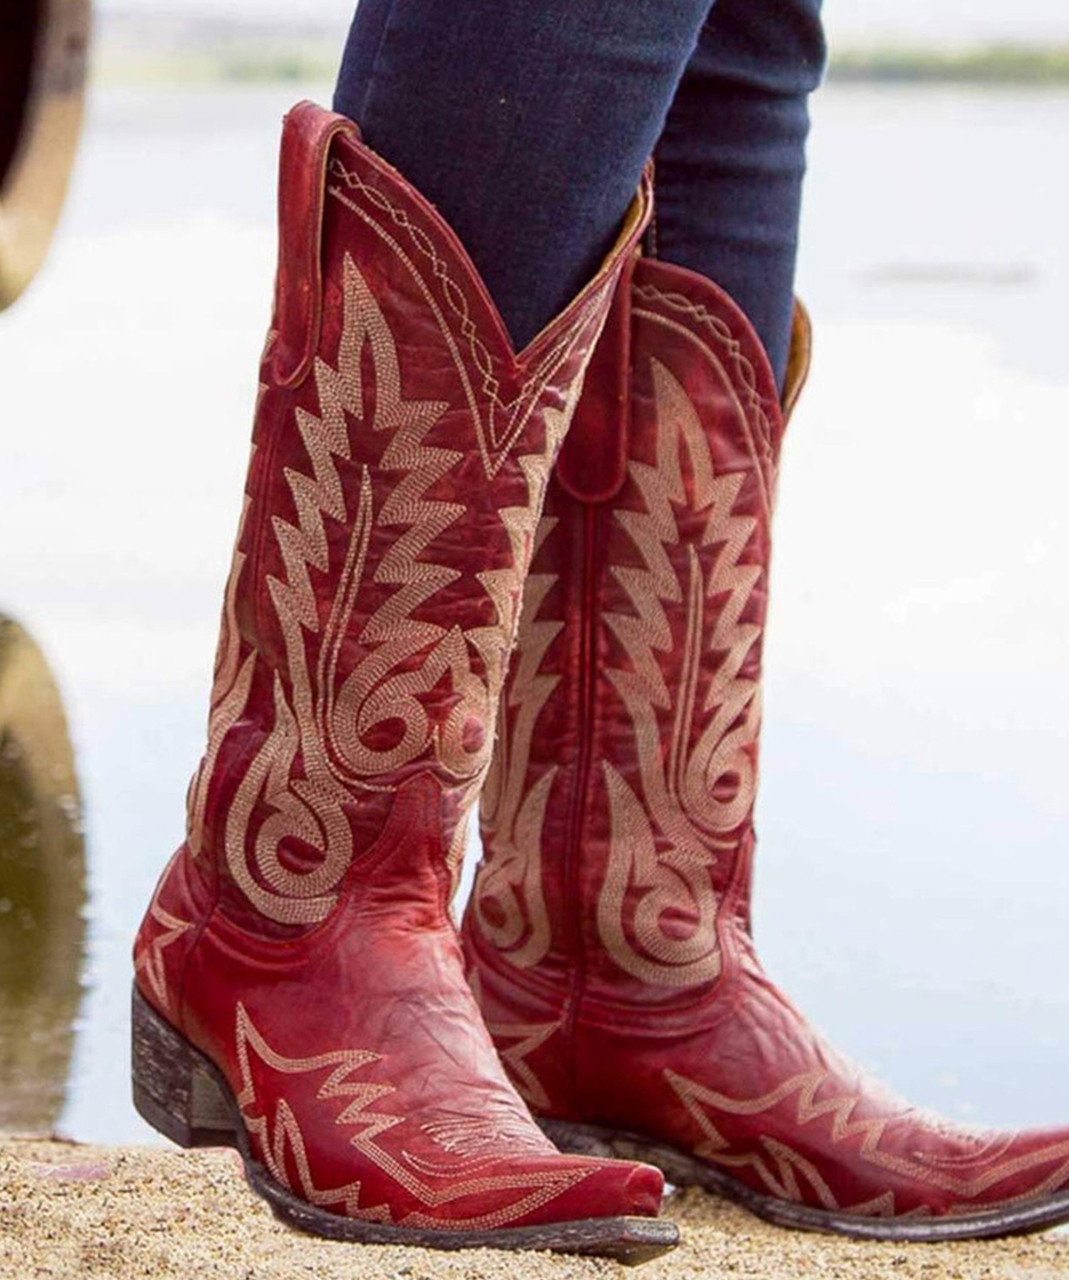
[652,0,826,390]
[333,0,716,351]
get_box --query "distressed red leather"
[462,255,1069,1236]
[132,101,668,1237]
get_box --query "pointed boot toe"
[549,1154,667,1221]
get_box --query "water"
[0,82,1066,1144]
[0,617,85,1132]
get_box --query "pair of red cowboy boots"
[132,101,1069,1259]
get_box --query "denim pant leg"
[333,0,715,350]
[652,0,826,389]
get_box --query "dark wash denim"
[334,0,824,389]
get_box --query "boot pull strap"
[781,299,812,424]
[271,101,360,389]
[555,251,636,505]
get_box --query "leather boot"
[461,253,1069,1240]
[131,101,678,1261]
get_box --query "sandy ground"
[2,1139,1069,1280]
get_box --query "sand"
[3,1138,1068,1280]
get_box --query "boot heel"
[131,984,236,1148]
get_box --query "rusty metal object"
[0,0,90,310]
[0,614,86,1134]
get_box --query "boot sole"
[540,1117,1069,1242]
[130,986,678,1263]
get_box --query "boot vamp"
[180,901,662,1229]
[575,951,1069,1220]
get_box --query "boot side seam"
[559,501,605,1110]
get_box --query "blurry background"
[1,0,1067,1144]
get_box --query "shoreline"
[4,1137,1069,1280]
[88,16,1069,87]
[91,54,1069,89]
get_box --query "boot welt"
[541,1118,1069,1243]
[130,986,678,1262]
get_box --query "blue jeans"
[334,0,824,390]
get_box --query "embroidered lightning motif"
[597,353,763,986]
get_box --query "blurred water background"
[1,4,1068,1145]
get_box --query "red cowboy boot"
[461,254,1069,1240]
[131,101,678,1261]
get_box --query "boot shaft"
[467,256,807,1019]
[172,103,651,939]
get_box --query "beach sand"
[3,1137,1068,1280]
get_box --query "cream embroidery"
[329,161,609,479]
[187,492,255,856]
[223,251,584,925]
[482,1015,562,1112]
[667,1067,1069,1210]
[596,354,762,987]
[235,1003,592,1229]
[224,259,393,924]
[475,517,561,967]
[236,1001,394,1222]
[133,853,193,1015]
[420,1116,550,1158]
[632,284,777,510]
